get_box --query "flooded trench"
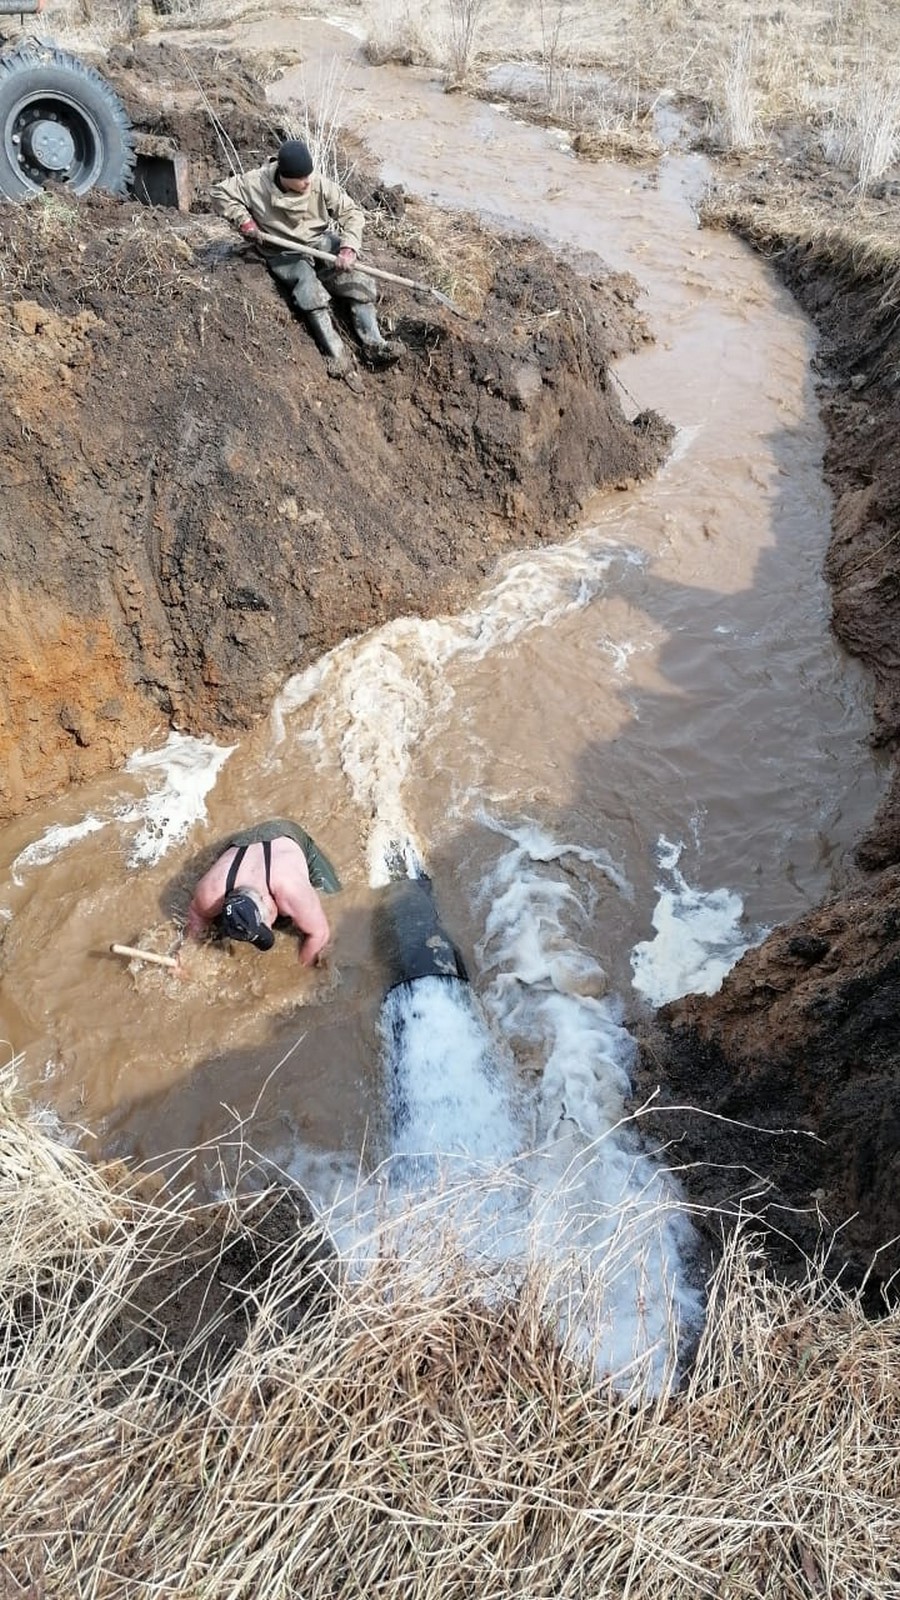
[0,20,886,1376]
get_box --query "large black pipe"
[374,874,468,993]
[374,873,480,1185]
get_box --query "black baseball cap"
[220,891,275,951]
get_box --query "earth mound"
[0,43,670,819]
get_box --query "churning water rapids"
[0,18,887,1386]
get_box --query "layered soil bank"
[0,43,669,820]
[637,178,900,1298]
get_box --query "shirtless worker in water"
[185,820,341,967]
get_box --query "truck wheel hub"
[21,115,76,173]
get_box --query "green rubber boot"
[349,301,403,367]
[305,306,353,378]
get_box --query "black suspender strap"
[224,845,247,896]
[225,839,273,895]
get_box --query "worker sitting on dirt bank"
[186,819,342,966]
[210,138,403,379]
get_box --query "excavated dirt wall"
[0,45,670,820]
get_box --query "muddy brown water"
[0,20,886,1216]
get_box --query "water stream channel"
[0,18,886,1382]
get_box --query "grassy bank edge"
[2,1079,898,1598]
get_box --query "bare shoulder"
[270,834,312,878]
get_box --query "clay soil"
[0,41,670,818]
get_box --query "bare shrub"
[270,58,355,188]
[537,0,578,111]
[363,0,491,82]
[445,0,492,87]
[823,53,900,192]
[712,19,763,152]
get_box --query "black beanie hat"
[277,139,314,179]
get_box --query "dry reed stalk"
[270,56,355,189]
[822,56,900,193]
[714,18,763,152]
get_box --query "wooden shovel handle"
[252,233,467,316]
[110,943,179,969]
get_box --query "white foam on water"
[598,635,642,674]
[668,421,704,465]
[264,543,703,1388]
[11,815,106,884]
[475,819,704,1388]
[6,737,235,907]
[270,538,641,883]
[323,12,367,40]
[381,976,521,1176]
[293,943,528,1276]
[631,835,765,1006]
[120,734,236,866]
[483,814,633,901]
[301,820,703,1395]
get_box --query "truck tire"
[0,41,134,199]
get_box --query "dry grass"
[372,0,493,87]
[362,0,445,69]
[32,0,275,49]
[369,200,498,314]
[143,0,274,28]
[488,65,662,164]
[0,194,201,304]
[700,180,900,284]
[0,192,88,301]
[355,0,900,175]
[822,51,900,191]
[2,1076,899,1598]
[712,18,765,153]
[0,183,492,322]
[19,0,900,182]
[571,124,661,165]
